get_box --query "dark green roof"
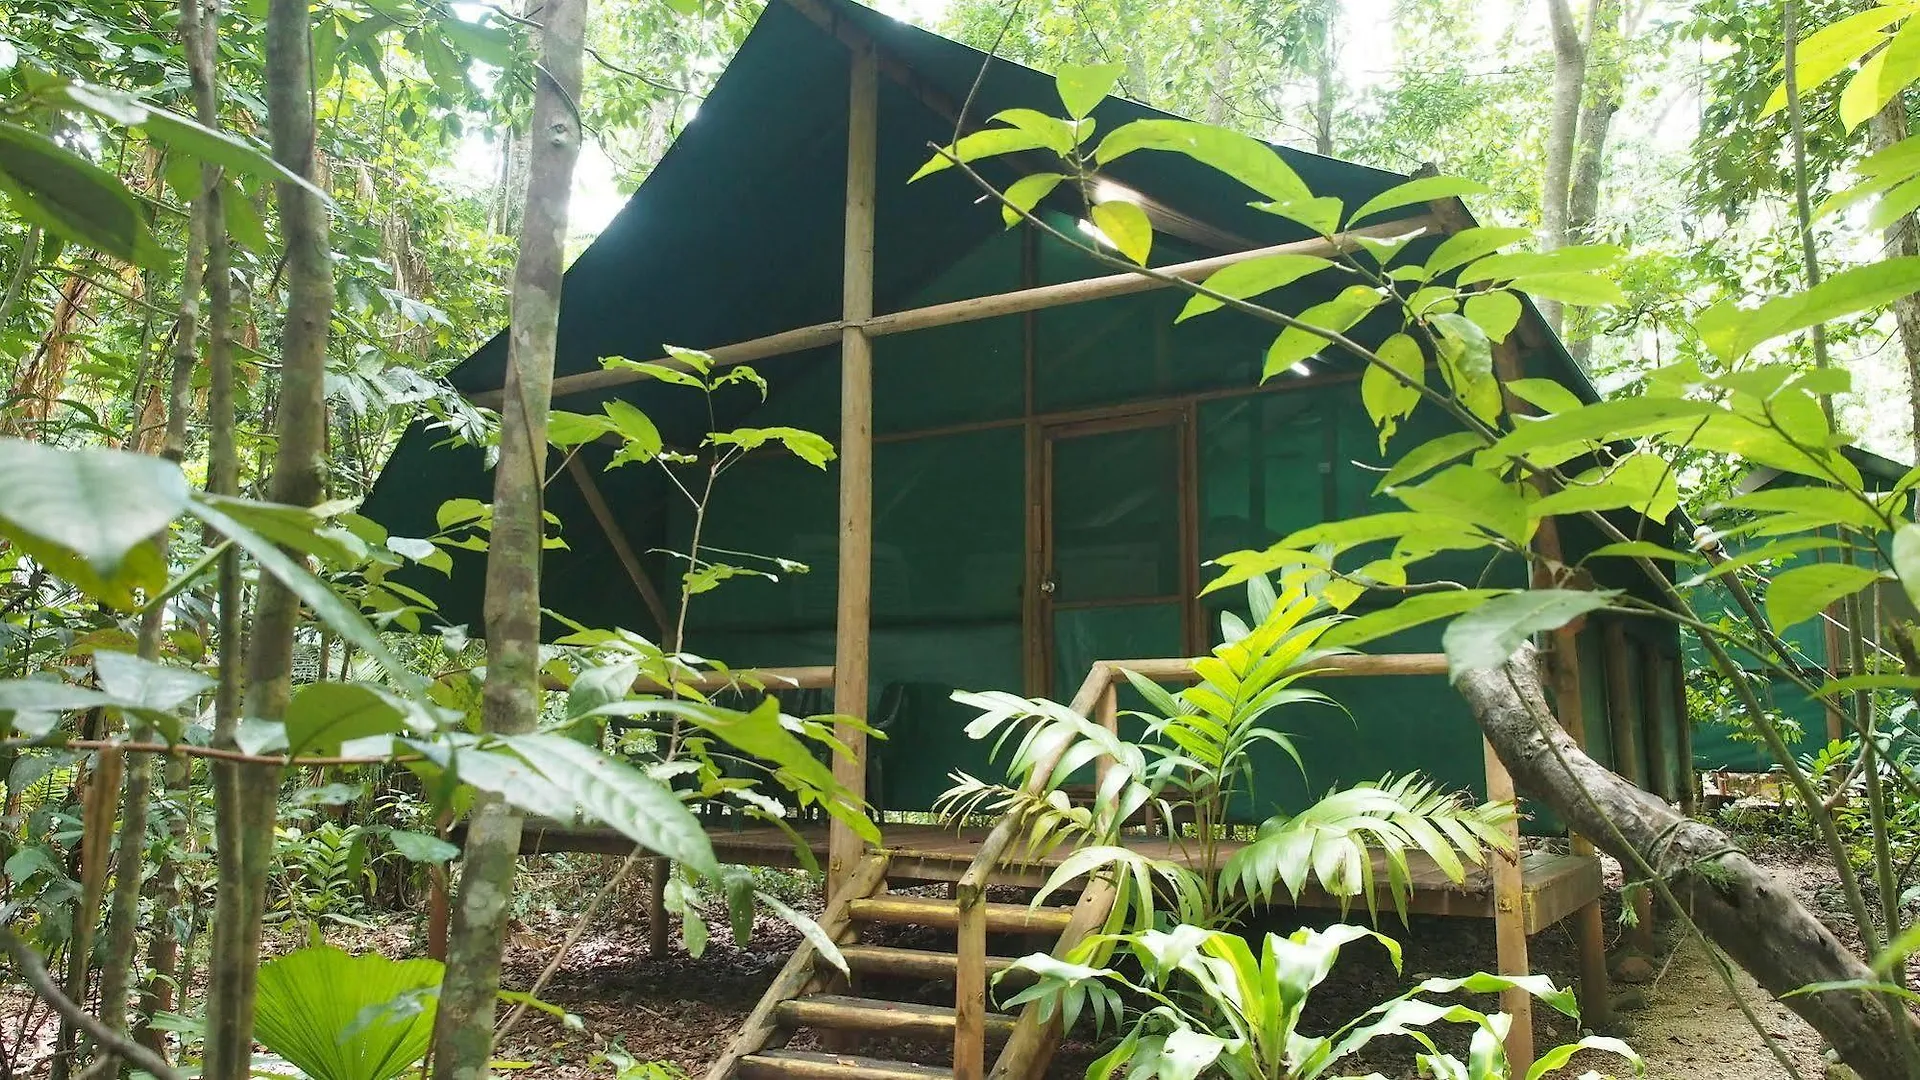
[361,0,1597,632]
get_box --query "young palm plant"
[938,574,1516,929]
[1001,923,1639,1079]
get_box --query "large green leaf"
[1348,176,1489,226]
[0,122,161,266]
[1178,253,1332,321]
[1765,563,1883,631]
[1484,398,1716,459]
[285,683,410,757]
[1760,5,1909,116]
[188,495,423,693]
[1095,120,1311,205]
[1091,199,1152,264]
[1392,465,1529,545]
[1055,62,1125,119]
[506,733,719,877]
[1442,590,1616,682]
[1263,285,1383,380]
[1423,226,1532,277]
[93,650,212,712]
[0,439,189,573]
[1695,257,1920,360]
[253,945,443,1080]
[1360,333,1425,449]
[53,82,331,203]
[1322,590,1504,648]
[1529,453,1679,523]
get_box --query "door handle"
[1040,578,1056,595]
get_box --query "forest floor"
[0,833,1845,1078]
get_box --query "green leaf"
[1430,312,1498,422]
[1842,17,1920,131]
[1361,333,1425,449]
[756,887,850,976]
[1867,175,1920,233]
[1765,563,1882,631]
[1095,119,1311,205]
[988,108,1078,155]
[911,127,1053,181]
[387,830,459,864]
[188,496,424,694]
[1262,285,1383,380]
[505,733,720,877]
[0,122,161,266]
[1056,62,1125,119]
[0,439,189,573]
[1507,271,1625,307]
[1322,590,1503,648]
[284,683,409,757]
[1249,194,1345,236]
[547,411,614,448]
[1001,173,1067,226]
[1582,540,1701,564]
[438,14,513,66]
[1529,453,1679,523]
[1442,590,1615,682]
[254,945,443,1080]
[1484,398,1716,459]
[1424,226,1533,278]
[1091,200,1152,264]
[1895,525,1920,610]
[1503,377,1583,415]
[1761,5,1908,117]
[224,183,272,254]
[53,83,331,205]
[0,680,119,737]
[1391,465,1529,545]
[1458,244,1625,285]
[1696,257,1920,361]
[1178,253,1332,321]
[197,493,365,567]
[93,650,212,712]
[706,426,835,468]
[1348,176,1489,225]
[1463,290,1522,344]
[602,400,663,466]
[1374,431,1485,492]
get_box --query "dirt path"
[1614,930,1828,1080]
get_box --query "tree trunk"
[1313,14,1337,158]
[1866,103,1920,461]
[1540,0,1593,332]
[204,0,327,1074]
[1564,0,1622,367]
[429,3,587,1077]
[1456,645,1916,1080]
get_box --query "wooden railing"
[948,651,1452,1080]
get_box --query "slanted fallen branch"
[1456,644,1914,1080]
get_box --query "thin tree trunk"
[0,225,41,332]
[1313,16,1336,157]
[1564,0,1621,366]
[429,2,587,1077]
[95,8,215,1043]
[1541,0,1593,332]
[204,0,323,1074]
[1456,646,1915,1080]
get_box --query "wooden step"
[738,1049,951,1080]
[848,896,1074,935]
[840,945,1026,982]
[775,994,1016,1041]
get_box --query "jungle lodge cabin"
[363,0,1686,1073]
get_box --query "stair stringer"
[984,865,1121,1080]
[707,853,892,1080]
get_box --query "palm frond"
[1219,772,1517,925]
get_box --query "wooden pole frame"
[827,41,878,902]
[1603,619,1656,955]
[468,217,1436,406]
[564,455,675,643]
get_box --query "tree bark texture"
[205,0,323,1074]
[1565,0,1621,367]
[1456,645,1915,1080]
[1867,103,1920,461]
[1540,0,1593,333]
[430,2,587,1076]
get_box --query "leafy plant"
[252,945,444,1080]
[1003,922,1640,1079]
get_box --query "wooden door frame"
[1030,407,1197,699]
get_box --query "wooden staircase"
[708,667,1127,1080]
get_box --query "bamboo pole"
[469,217,1436,406]
[953,886,988,1080]
[828,41,878,902]
[564,455,675,642]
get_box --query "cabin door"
[1038,411,1194,700]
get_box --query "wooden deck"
[516,819,1600,937]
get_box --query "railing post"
[954,883,988,1080]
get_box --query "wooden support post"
[1674,651,1696,816]
[1483,737,1533,1073]
[565,455,675,644]
[1602,621,1655,954]
[1640,642,1675,803]
[1543,627,1610,1029]
[954,884,989,1080]
[828,40,877,903]
[427,863,449,961]
[648,856,670,958]
[1092,680,1118,793]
